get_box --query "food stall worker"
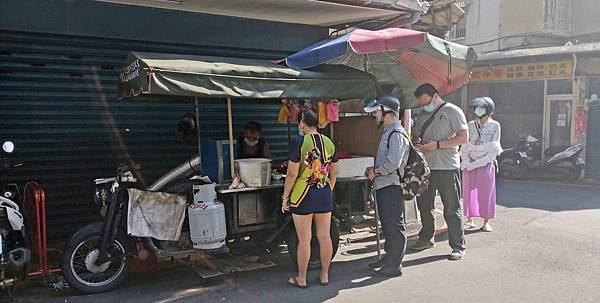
[363,95,410,278]
[237,121,272,159]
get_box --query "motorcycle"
[61,163,138,294]
[497,136,584,181]
[0,141,32,292]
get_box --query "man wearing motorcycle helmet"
[462,97,502,232]
[363,95,410,277]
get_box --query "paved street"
[11,179,600,303]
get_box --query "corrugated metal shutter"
[585,102,600,179]
[0,30,291,242]
[589,77,600,96]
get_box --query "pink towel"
[326,100,340,122]
[289,102,300,123]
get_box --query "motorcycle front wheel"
[61,222,133,294]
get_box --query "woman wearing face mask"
[281,109,338,288]
[461,97,502,232]
[237,121,272,159]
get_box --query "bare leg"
[289,213,313,286]
[314,212,333,284]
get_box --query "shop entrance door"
[544,95,574,153]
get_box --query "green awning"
[118,52,377,100]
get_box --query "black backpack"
[387,129,431,201]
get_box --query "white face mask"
[298,124,304,136]
[474,107,487,117]
[244,137,259,146]
[374,110,384,126]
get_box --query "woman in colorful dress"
[281,109,338,288]
[461,97,502,232]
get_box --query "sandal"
[288,276,308,289]
[464,221,477,229]
[481,223,493,232]
[317,278,329,286]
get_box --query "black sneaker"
[370,266,403,278]
[368,258,387,269]
[408,240,435,252]
[447,250,465,261]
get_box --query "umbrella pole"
[194,97,203,175]
[227,97,235,179]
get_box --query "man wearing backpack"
[409,83,469,261]
[363,95,410,277]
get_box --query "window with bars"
[544,0,573,34]
[448,17,467,41]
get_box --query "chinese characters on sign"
[471,60,572,82]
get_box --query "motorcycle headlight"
[3,191,13,199]
[94,187,109,207]
[94,188,101,206]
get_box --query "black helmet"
[469,97,495,116]
[363,95,401,114]
[177,113,197,144]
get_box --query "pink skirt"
[462,163,496,219]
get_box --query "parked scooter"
[497,136,584,181]
[0,141,32,292]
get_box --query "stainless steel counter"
[217,176,368,194]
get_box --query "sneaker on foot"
[408,241,435,252]
[447,250,465,261]
[368,258,387,269]
[370,266,403,278]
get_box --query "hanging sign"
[472,60,573,82]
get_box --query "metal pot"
[235,158,272,187]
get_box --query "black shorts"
[291,185,333,215]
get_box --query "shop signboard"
[472,60,573,82]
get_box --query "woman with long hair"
[281,109,338,288]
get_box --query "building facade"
[452,0,600,54]
[1,0,431,242]
[446,0,600,163]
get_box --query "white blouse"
[461,118,502,171]
[468,119,501,146]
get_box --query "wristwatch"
[373,167,381,176]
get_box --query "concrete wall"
[572,0,600,37]
[501,0,545,36]
[463,0,502,53]
[462,0,600,53]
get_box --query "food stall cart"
[119,52,378,265]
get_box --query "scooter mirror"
[526,136,539,144]
[2,141,14,153]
